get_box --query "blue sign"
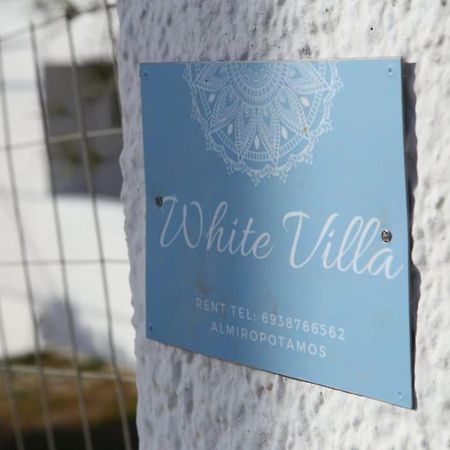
[140,59,412,408]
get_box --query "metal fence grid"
[0,3,137,450]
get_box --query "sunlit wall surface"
[118,1,450,449]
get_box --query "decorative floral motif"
[184,61,342,185]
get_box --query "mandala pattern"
[184,61,342,185]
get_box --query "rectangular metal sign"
[140,58,412,407]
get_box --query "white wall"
[0,2,133,366]
[117,1,450,448]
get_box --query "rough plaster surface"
[117,1,450,448]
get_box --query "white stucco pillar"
[117,1,450,448]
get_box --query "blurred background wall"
[0,1,137,449]
[117,1,450,449]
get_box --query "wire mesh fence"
[0,3,137,449]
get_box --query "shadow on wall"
[45,62,123,198]
[402,61,421,409]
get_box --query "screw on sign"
[381,229,392,243]
[155,196,163,207]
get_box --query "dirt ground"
[0,351,138,450]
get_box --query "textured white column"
[117,1,450,448]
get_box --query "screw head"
[155,196,163,207]
[381,229,392,243]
